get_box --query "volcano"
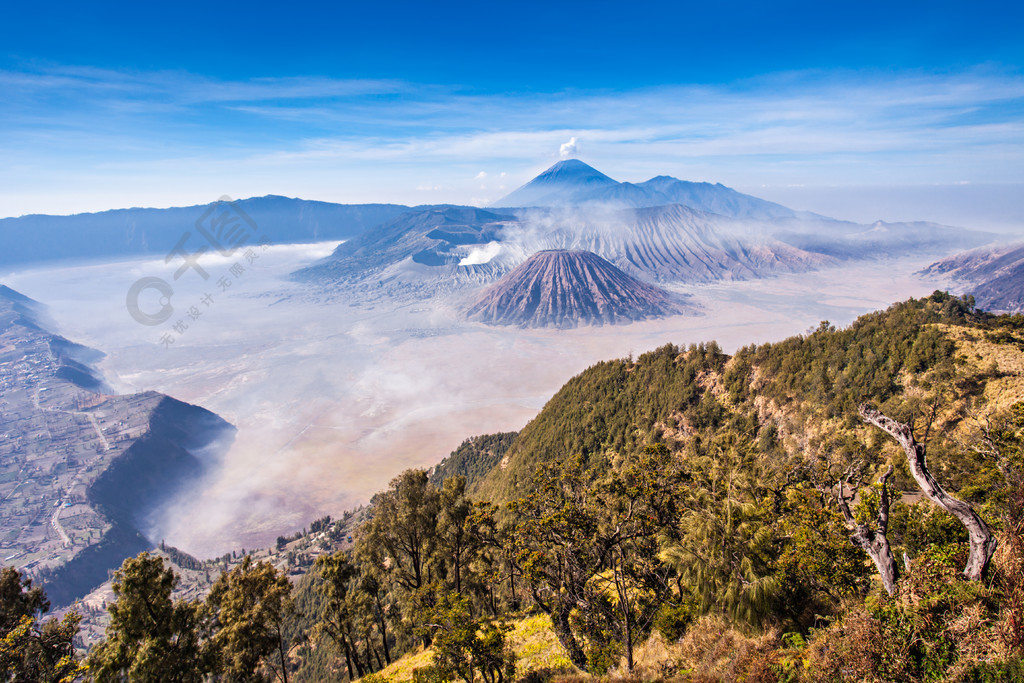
[492,159,619,208]
[467,249,687,329]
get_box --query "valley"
[0,162,995,608]
[0,287,233,605]
[1,246,958,560]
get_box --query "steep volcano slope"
[924,242,1024,312]
[0,286,234,605]
[466,250,687,328]
[293,206,517,281]
[524,204,834,282]
[493,159,620,208]
[294,203,832,300]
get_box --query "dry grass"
[355,613,575,683]
[357,646,435,683]
[803,606,883,683]
[509,613,576,677]
[670,614,781,683]
[936,323,1024,416]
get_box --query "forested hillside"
[4,292,1023,682]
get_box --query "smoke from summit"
[559,136,579,159]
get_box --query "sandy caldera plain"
[2,243,956,557]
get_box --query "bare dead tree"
[837,464,900,595]
[859,404,997,580]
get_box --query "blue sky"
[2,0,1023,227]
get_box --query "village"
[0,295,158,580]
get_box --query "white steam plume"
[559,137,579,159]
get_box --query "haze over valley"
[5,3,1024,679]
[0,161,984,569]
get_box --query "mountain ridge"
[493,160,804,220]
[923,241,1024,312]
[0,197,413,267]
[0,285,235,606]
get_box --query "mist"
[745,183,1024,235]
[1,243,960,558]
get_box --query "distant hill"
[923,241,1024,312]
[294,201,834,300]
[466,250,688,328]
[465,291,1003,506]
[0,285,234,606]
[0,196,411,267]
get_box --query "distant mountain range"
[466,250,688,328]
[292,201,835,291]
[0,197,410,267]
[493,159,807,220]
[295,161,995,324]
[1,159,1001,327]
[923,242,1024,312]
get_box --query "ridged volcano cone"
[467,250,685,328]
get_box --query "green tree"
[313,550,382,680]
[510,448,675,673]
[508,454,600,670]
[361,470,440,593]
[418,592,515,683]
[1,567,48,631]
[435,476,474,596]
[359,572,393,667]
[203,556,293,683]
[358,469,440,647]
[658,431,787,627]
[586,445,675,671]
[435,477,501,613]
[774,485,870,624]
[86,552,204,682]
[0,566,84,683]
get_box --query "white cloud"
[559,136,579,159]
[1,65,1023,219]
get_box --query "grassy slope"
[358,614,575,682]
[473,294,1023,506]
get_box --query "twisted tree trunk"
[838,465,900,595]
[553,603,588,671]
[859,404,997,580]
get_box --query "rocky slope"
[527,204,833,282]
[923,242,1024,312]
[0,285,234,605]
[466,250,687,328]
